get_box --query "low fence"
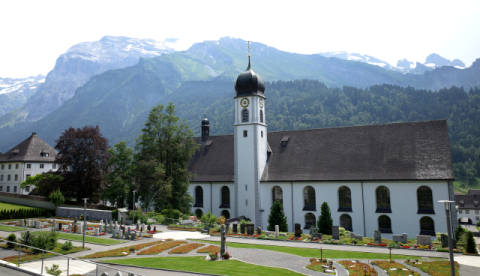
[0,238,144,276]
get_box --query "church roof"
[188,120,454,182]
[0,132,58,163]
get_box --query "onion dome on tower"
[201,113,210,141]
[234,52,265,97]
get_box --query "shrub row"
[0,208,54,220]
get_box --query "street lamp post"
[438,200,455,276]
[82,198,89,249]
[132,190,136,225]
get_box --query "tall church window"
[305,213,316,229]
[272,186,283,206]
[242,109,249,123]
[260,110,264,123]
[376,186,391,213]
[303,186,316,210]
[194,186,203,207]
[420,216,435,236]
[378,215,392,233]
[340,214,353,231]
[338,186,352,211]
[220,186,230,208]
[417,186,434,214]
[221,210,230,219]
[195,209,203,218]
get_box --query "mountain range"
[0,75,45,116]
[0,36,479,153]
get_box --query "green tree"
[102,141,134,208]
[464,231,478,254]
[48,189,65,212]
[454,224,464,241]
[134,103,198,212]
[20,173,64,196]
[317,202,333,235]
[267,200,288,232]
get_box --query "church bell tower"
[234,43,267,228]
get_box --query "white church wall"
[259,182,294,231]
[212,182,235,219]
[363,181,450,239]
[189,182,211,217]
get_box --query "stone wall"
[57,207,112,221]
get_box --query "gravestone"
[350,232,356,239]
[233,224,238,234]
[154,226,156,232]
[136,223,139,230]
[374,230,382,244]
[94,227,99,236]
[310,227,319,238]
[141,223,145,231]
[20,219,24,227]
[101,272,109,276]
[275,225,279,237]
[100,220,103,226]
[225,224,230,234]
[440,234,449,248]
[79,224,83,234]
[240,224,246,234]
[452,238,457,248]
[25,231,30,246]
[256,227,262,235]
[115,272,122,276]
[99,224,103,233]
[131,232,136,240]
[417,235,432,246]
[37,221,41,229]
[111,228,116,238]
[392,233,408,244]
[247,224,254,235]
[52,219,56,229]
[147,224,151,231]
[332,226,339,240]
[68,224,72,233]
[58,223,63,231]
[294,223,302,238]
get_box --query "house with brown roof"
[0,132,58,194]
[187,55,457,238]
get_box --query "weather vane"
[248,41,251,57]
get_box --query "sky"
[1,0,480,78]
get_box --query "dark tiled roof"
[468,189,480,195]
[188,120,454,182]
[0,133,57,163]
[189,135,235,182]
[455,194,480,210]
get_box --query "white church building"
[187,55,457,238]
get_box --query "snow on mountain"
[0,75,45,95]
[317,51,396,70]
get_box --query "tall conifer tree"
[317,202,333,235]
[267,200,288,232]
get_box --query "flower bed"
[137,241,187,255]
[338,260,378,276]
[407,260,459,276]
[400,245,411,249]
[168,243,204,254]
[79,240,164,259]
[288,236,303,241]
[197,245,220,253]
[372,260,419,275]
[306,258,335,275]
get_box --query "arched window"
[338,186,352,212]
[260,110,264,123]
[340,214,353,231]
[303,186,316,211]
[376,186,391,213]
[220,186,230,208]
[420,216,435,236]
[242,109,249,123]
[194,186,203,207]
[221,210,230,219]
[195,209,203,218]
[378,215,392,233]
[417,186,434,214]
[272,186,283,206]
[305,213,316,229]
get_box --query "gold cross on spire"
[248,41,251,57]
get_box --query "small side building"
[455,189,480,225]
[0,132,58,194]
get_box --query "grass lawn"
[453,178,480,194]
[0,202,36,210]
[57,233,126,245]
[0,225,27,232]
[189,240,420,260]
[103,256,304,276]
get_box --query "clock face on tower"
[259,99,264,108]
[240,98,249,108]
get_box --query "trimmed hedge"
[0,208,54,220]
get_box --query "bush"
[201,211,217,225]
[477,220,480,227]
[61,241,73,251]
[45,264,64,276]
[160,203,181,220]
[339,227,350,237]
[465,231,478,254]
[111,209,118,221]
[21,229,58,253]
[7,233,16,248]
